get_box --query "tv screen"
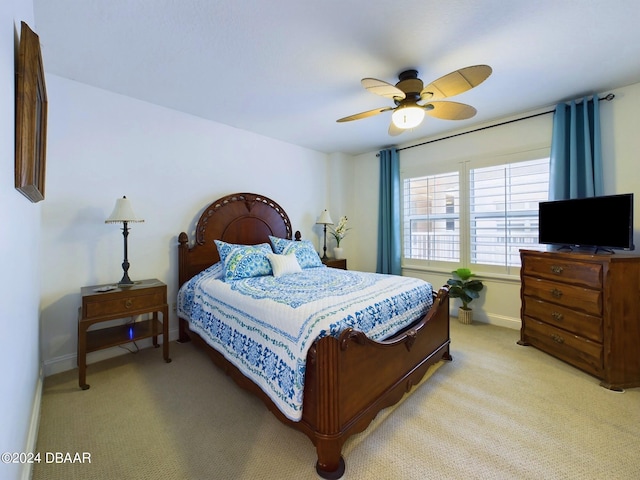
[538,193,635,251]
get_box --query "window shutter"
[469,158,549,266]
[403,172,460,262]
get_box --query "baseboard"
[452,310,521,330]
[22,366,44,480]
[43,327,180,377]
[485,313,521,330]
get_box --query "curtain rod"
[377,93,615,156]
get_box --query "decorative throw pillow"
[214,240,273,281]
[267,253,302,278]
[269,236,323,269]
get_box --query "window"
[403,171,460,263]
[403,157,549,271]
[470,159,550,267]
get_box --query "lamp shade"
[105,196,144,223]
[316,209,334,225]
[391,105,425,129]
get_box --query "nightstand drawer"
[322,258,347,270]
[84,291,164,318]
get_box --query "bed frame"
[177,192,452,479]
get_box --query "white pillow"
[267,253,302,278]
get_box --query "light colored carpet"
[33,320,640,480]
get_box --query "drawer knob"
[551,333,565,344]
[550,265,564,274]
[551,288,563,298]
[125,299,133,309]
[551,311,564,321]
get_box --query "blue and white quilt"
[177,263,433,421]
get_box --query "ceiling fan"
[337,65,492,136]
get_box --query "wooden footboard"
[179,285,451,479]
[300,285,451,478]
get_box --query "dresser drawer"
[522,256,602,289]
[524,318,603,377]
[522,277,602,317]
[84,289,165,319]
[522,296,602,342]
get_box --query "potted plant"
[447,267,484,324]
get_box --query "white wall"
[40,75,329,375]
[348,82,640,328]
[324,152,354,257]
[600,83,640,198]
[1,2,42,480]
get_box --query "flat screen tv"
[538,193,635,251]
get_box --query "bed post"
[178,232,191,343]
[310,337,346,479]
[178,232,190,287]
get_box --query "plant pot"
[333,247,344,259]
[457,307,473,325]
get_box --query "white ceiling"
[33,0,640,155]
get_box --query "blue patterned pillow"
[269,236,323,269]
[214,240,273,281]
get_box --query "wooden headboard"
[178,193,299,287]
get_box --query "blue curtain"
[376,148,401,275]
[549,96,603,200]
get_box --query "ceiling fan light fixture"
[391,105,425,129]
[338,65,491,135]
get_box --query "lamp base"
[118,255,134,287]
[117,271,134,287]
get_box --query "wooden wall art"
[15,21,48,203]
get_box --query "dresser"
[519,249,640,390]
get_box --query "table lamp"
[106,196,144,286]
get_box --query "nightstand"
[77,279,171,390]
[322,258,347,270]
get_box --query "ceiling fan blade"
[420,65,492,101]
[336,106,393,123]
[388,121,405,136]
[362,78,406,100]
[425,101,477,120]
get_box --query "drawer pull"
[550,288,563,298]
[551,333,565,344]
[550,265,564,274]
[125,299,133,309]
[551,311,564,321]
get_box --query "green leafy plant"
[447,267,484,310]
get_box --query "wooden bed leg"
[178,317,191,343]
[315,445,345,480]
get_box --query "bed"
[177,192,452,479]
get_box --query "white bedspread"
[177,263,433,421]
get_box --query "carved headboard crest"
[195,193,292,245]
[179,192,295,288]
